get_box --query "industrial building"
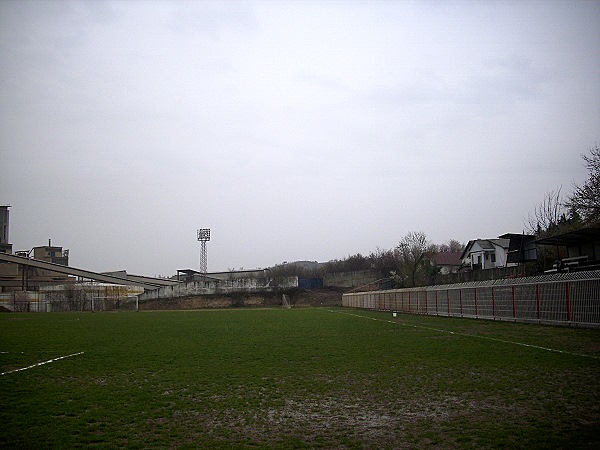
[0,206,72,292]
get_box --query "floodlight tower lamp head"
[197,228,211,242]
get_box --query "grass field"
[1,308,599,449]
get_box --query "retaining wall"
[138,276,299,302]
[324,270,379,288]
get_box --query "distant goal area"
[342,271,600,328]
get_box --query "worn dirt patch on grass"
[165,389,527,448]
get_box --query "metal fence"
[342,271,600,328]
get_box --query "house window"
[491,253,496,263]
[485,254,489,260]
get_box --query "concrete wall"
[0,262,19,278]
[40,283,144,297]
[207,269,271,281]
[138,275,298,302]
[0,283,144,312]
[323,270,380,288]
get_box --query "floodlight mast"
[197,228,210,274]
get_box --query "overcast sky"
[1,0,599,276]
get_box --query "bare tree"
[525,187,567,236]
[525,184,586,271]
[13,291,30,312]
[395,231,435,287]
[369,247,400,277]
[567,145,600,225]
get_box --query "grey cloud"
[1,0,597,275]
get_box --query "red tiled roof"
[432,252,462,266]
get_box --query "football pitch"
[1,308,599,449]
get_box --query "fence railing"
[342,271,600,328]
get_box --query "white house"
[460,238,515,270]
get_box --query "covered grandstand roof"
[534,226,600,246]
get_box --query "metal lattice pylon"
[197,229,210,274]
[199,241,207,274]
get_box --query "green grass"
[1,308,599,449]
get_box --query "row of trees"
[271,232,463,288]
[527,145,600,236]
[526,146,599,268]
[273,146,599,288]
[566,146,600,224]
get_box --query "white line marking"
[331,310,600,360]
[1,352,85,375]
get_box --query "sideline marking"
[1,352,85,376]
[331,310,600,360]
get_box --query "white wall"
[138,276,298,302]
